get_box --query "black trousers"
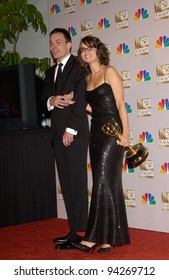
[54,135,88,232]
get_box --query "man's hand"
[63,131,74,147]
[49,92,75,109]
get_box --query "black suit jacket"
[41,55,89,139]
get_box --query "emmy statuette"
[102,121,149,168]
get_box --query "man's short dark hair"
[50,28,71,43]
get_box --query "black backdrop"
[0,128,57,227]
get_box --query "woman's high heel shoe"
[97,247,111,253]
[72,242,98,253]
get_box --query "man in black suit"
[41,28,89,250]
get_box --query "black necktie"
[55,63,63,93]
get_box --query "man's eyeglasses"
[79,46,95,53]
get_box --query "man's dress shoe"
[54,232,83,250]
[53,231,81,243]
[55,241,75,250]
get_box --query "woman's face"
[80,42,97,64]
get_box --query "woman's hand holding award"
[102,120,149,168]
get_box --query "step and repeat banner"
[48,0,169,233]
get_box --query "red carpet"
[0,218,169,260]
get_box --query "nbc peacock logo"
[122,162,134,173]
[97,18,110,30]
[155,35,169,48]
[157,98,169,110]
[68,27,77,37]
[134,8,149,21]
[50,3,60,15]
[141,193,156,205]
[80,0,92,6]
[136,70,151,82]
[160,162,169,174]
[116,43,130,55]
[138,131,153,143]
[125,103,132,113]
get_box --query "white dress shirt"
[47,54,77,135]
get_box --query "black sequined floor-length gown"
[84,82,130,246]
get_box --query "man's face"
[50,32,71,62]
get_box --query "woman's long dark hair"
[77,35,110,73]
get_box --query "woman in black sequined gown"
[73,36,130,253]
